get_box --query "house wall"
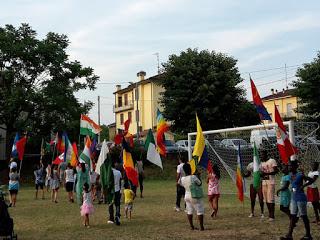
[263,96,298,121]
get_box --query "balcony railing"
[113,101,134,113]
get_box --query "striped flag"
[253,142,261,190]
[79,136,92,170]
[80,114,102,137]
[156,109,169,156]
[236,144,245,202]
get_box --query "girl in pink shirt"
[207,162,220,218]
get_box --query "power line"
[240,64,301,75]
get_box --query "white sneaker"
[184,209,188,213]
[107,220,114,224]
[248,213,254,218]
[260,214,265,219]
[175,207,181,212]
[268,218,275,222]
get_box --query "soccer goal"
[187,121,320,195]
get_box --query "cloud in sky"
[1,0,320,125]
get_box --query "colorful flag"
[190,115,208,174]
[156,109,169,156]
[236,144,245,202]
[70,142,78,167]
[95,140,109,175]
[53,153,64,165]
[79,136,92,170]
[55,132,64,153]
[144,129,162,169]
[253,142,261,190]
[80,114,102,137]
[274,105,298,164]
[100,154,114,204]
[124,118,131,134]
[11,132,20,158]
[16,136,27,161]
[122,138,138,186]
[63,133,75,164]
[250,78,272,121]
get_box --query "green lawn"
[6,180,320,240]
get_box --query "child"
[65,163,75,203]
[276,165,291,219]
[50,164,60,203]
[207,162,220,218]
[34,162,45,200]
[80,183,94,228]
[124,184,135,219]
[45,163,52,192]
[307,162,320,224]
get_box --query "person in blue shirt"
[280,160,314,240]
[277,164,291,219]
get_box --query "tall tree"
[293,52,320,124]
[160,48,259,133]
[0,24,99,157]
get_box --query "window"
[120,113,124,124]
[124,94,128,106]
[128,111,132,120]
[286,103,293,117]
[118,96,122,107]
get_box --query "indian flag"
[80,114,102,137]
[253,142,261,190]
[79,136,92,170]
[144,129,162,169]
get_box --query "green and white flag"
[144,129,163,169]
[253,142,261,190]
[80,114,102,137]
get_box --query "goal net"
[187,121,320,195]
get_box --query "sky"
[2,0,320,126]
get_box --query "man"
[244,162,264,218]
[108,162,122,226]
[175,158,186,212]
[136,160,144,198]
[260,151,278,221]
[280,161,314,240]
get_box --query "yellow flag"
[190,115,205,174]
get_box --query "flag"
[156,109,169,156]
[95,140,109,175]
[253,142,261,190]
[100,154,114,204]
[53,153,64,165]
[122,138,138,186]
[16,136,27,161]
[190,115,208,174]
[11,132,20,158]
[90,137,98,159]
[124,118,131,134]
[144,129,162,169]
[274,106,298,164]
[55,132,64,153]
[236,144,245,202]
[80,114,102,137]
[70,142,78,167]
[79,136,92,170]
[250,78,272,121]
[63,133,75,163]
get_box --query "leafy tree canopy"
[0,24,99,155]
[160,48,259,134]
[293,52,320,124]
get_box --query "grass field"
[5,179,320,240]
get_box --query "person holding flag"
[8,166,20,207]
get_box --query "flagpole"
[40,137,44,162]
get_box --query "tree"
[160,48,259,134]
[0,24,99,158]
[100,125,109,141]
[293,52,320,124]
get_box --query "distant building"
[107,122,116,142]
[113,71,164,137]
[262,88,300,121]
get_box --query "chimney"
[275,89,278,94]
[116,85,121,91]
[137,71,146,81]
[282,88,285,93]
[271,88,274,95]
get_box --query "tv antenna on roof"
[153,52,160,74]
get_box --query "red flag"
[274,106,298,164]
[114,134,123,145]
[53,153,64,165]
[16,136,27,161]
[124,118,131,134]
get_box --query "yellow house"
[262,88,300,122]
[113,71,164,137]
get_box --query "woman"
[8,167,20,207]
[50,164,60,203]
[65,163,75,203]
[207,163,220,218]
[181,163,204,231]
[76,162,90,205]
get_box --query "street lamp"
[129,81,139,140]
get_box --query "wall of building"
[263,96,298,121]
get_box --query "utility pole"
[135,82,139,141]
[285,63,288,89]
[98,95,101,143]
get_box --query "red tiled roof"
[261,89,296,101]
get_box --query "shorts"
[208,194,220,201]
[9,189,18,195]
[65,182,74,192]
[307,187,319,202]
[262,181,275,203]
[185,197,204,215]
[290,200,307,216]
[35,182,44,190]
[125,202,133,211]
